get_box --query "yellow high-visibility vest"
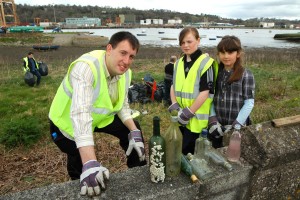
[173,54,218,133]
[49,50,131,138]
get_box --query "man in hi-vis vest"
[49,31,146,197]
[23,52,41,86]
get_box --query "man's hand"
[178,107,195,125]
[126,130,145,161]
[168,102,181,113]
[80,160,109,197]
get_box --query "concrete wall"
[1,121,299,200]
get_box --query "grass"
[0,44,299,195]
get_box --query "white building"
[259,22,275,28]
[167,19,182,25]
[65,16,101,27]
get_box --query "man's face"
[105,40,137,76]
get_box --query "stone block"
[240,121,300,169]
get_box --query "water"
[46,28,300,48]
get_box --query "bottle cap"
[202,129,208,137]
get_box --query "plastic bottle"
[194,129,209,160]
[204,139,233,171]
[149,116,166,183]
[181,154,199,183]
[165,115,182,177]
[186,153,214,181]
[226,125,242,163]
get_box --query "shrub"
[0,116,43,148]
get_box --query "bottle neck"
[153,116,161,136]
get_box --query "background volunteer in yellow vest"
[23,52,41,86]
[168,27,218,155]
[49,31,146,197]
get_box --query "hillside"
[14,4,300,27]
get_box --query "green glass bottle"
[205,139,233,171]
[186,153,214,181]
[165,115,183,177]
[181,154,199,183]
[149,116,166,183]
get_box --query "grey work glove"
[126,129,145,161]
[168,102,181,113]
[178,107,195,125]
[80,160,109,197]
[208,121,225,139]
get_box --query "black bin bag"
[24,71,36,87]
[38,62,48,76]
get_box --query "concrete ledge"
[0,157,253,200]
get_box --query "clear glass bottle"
[186,153,214,181]
[149,116,166,183]
[205,139,233,171]
[226,125,242,163]
[165,115,182,177]
[181,154,199,183]
[194,128,209,160]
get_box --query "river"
[46,28,300,48]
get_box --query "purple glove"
[80,160,109,197]
[178,107,195,125]
[168,102,181,113]
[126,130,145,161]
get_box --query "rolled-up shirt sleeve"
[70,62,95,148]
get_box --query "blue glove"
[80,160,109,197]
[178,107,194,125]
[126,130,145,161]
[168,102,181,113]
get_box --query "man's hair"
[170,55,177,63]
[108,31,140,53]
[28,52,33,55]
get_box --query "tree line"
[15,4,299,27]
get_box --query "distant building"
[65,16,101,27]
[140,18,163,25]
[167,19,182,25]
[123,14,136,25]
[259,22,275,28]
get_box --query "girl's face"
[218,51,240,69]
[180,32,200,56]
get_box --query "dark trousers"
[163,79,172,106]
[31,70,41,85]
[179,126,199,155]
[50,116,147,180]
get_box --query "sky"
[15,0,300,20]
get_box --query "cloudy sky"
[15,0,300,20]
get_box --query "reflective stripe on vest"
[173,54,218,133]
[23,57,39,72]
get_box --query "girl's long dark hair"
[217,35,244,83]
